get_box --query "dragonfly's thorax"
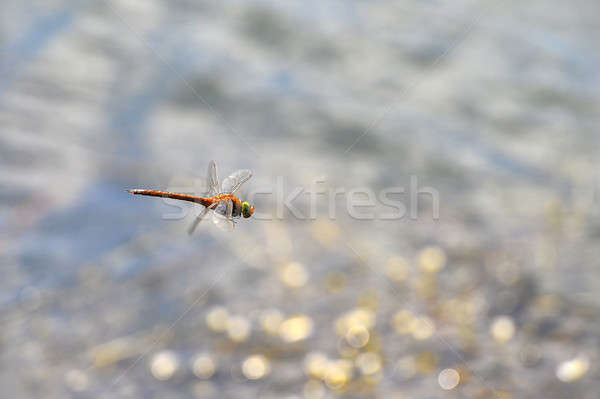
[213,194,242,218]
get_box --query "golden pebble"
[438,368,460,390]
[355,352,382,375]
[191,353,216,379]
[386,256,410,282]
[324,360,352,390]
[206,306,229,333]
[415,352,438,375]
[358,290,379,310]
[242,355,270,380]
[345,325,370,348]
[64,369,88,392]
[363,370,383,385]
[337,337,359,358]
[392,310,415,335]
[410,316,435,340]
[150,350,179,381]
[335,307,376,337]
[260,309,284,336]
[304,352,329,379]
[395,356,417,380]
[92,338,132,367]
[413,276,437,300]
[336,358,355,374]
[324,366,347,389]
[418,246,446,273]
[556,355,589,382]
[490,316,515,343]
[303,379,326,399]
[279,315,314,343]
[325,271,347,293]
[280,262,309,288]
[226,315,251,342]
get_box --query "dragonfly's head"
[242,201,255,218]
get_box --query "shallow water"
[1,1,599,398]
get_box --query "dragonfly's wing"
[206,160,220,195]
[221,169,252,194]
[187,202,217,235]
[212,199,235,231]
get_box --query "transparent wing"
[206,160,220,195]
[212,200,235,231]
[221,169,252,194]
[187,202,217,235]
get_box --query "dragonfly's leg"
[188,203,217,235]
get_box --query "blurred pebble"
[392,310,415,335]
[418,246,446,273]
[304,352,329,379]
[413,276,438,300]
[242,355,271,380]
[519,345,542,367]
[494,261,520,286]
[335,307,375,337]
[227,315,252,342]
[438,368,460,390]
[324,359,352,390]
[410,316,435,340]
[150,350,179,381]
[533,294,561,316]
[279,315,314,342]
[358,290,379,310]
[337,336,360,358]
[394,356,416,380]
[415,352,437,375]
[260,309,284,336]
[345,325,370,348]
[496,290,518,313]
[191,381,217,398]
[325,271,347,293]
[556,355,589,382]
[386,256,410,282]
[92,338,132,367]
[64,369,88,392]
[206,306,229,333]
[490,316,515,343]
[191,353,216,379]
[355,352,382,375]
[303,379,325,399]
[280,262,309,288]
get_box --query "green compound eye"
[242,201,254,218]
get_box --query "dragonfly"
[127,161,254,233]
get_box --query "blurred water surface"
[1,1,599,398]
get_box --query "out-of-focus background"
[1,1,599,398]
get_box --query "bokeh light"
[2,2,596,398]
[242,355,271,380]
[438,368,460,390]
[150,351,179,381]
